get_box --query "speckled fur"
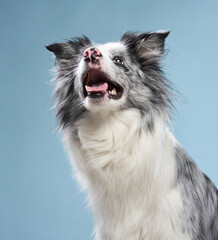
[46,31,218,240]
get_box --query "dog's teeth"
[85,85,88,91]
[108,88,117,95]
[111,88,117,95]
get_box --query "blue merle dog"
[46,31,218,240]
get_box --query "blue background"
[1,0,218,239]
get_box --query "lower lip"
[87,92,108,99]
[86,90,123,100]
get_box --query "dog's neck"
[64,108,182,239]
[66,108,176,191]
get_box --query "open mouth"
[83,69,123,100]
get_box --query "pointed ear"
[45,42,73,60]
[46,36,91,60]
[137,31,170,57]
[121,31,170,59]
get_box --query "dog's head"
[46,31,172,130]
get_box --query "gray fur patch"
[175,145,218,239]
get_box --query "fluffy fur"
[46,31,218,240]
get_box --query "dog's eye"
[113,56,124,66]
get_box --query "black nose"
[83,47,102,63]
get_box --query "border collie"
[46,31,218,240]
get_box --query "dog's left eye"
[113,56,124,66]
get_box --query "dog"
[46,31,218,240]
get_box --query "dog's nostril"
[83,49,90,62]
[92,48,102,57]
[83,47,102,63]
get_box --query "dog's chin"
[83,92,125,113]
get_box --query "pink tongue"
[86,82,108,92]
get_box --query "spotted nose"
[83,47,102,63]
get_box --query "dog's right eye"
[113,56,124,66]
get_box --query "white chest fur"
[64,109,189,240]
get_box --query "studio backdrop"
[0,1,218,239]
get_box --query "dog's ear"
[46,36,92,60]
[121,31,170,59]
[137,31,170,58]
[46,42,73,60]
